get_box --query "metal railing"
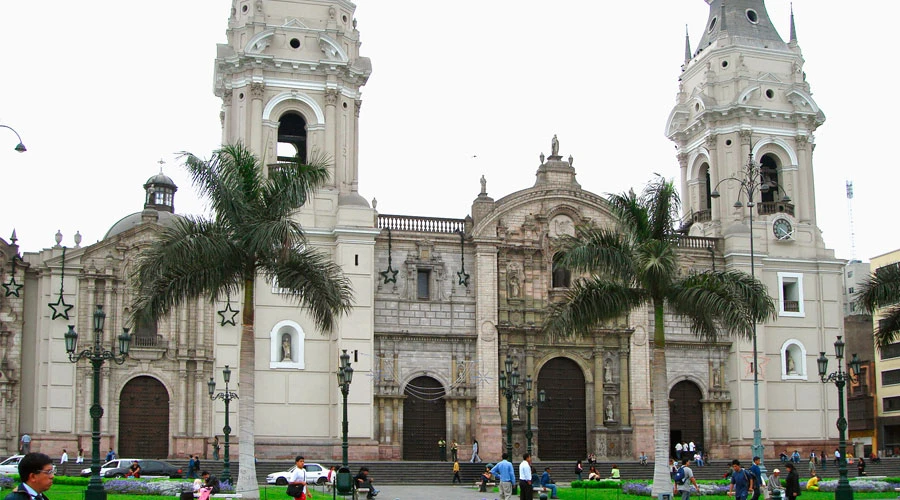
[131,334,164,348]
[377,214,466,234]
[757,201,795,217]
[783,300,800,312]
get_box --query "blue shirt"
[750,464,762,485]
[541,471,552,487]
[491,460,515,483]
[732,468,751,496]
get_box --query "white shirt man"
[689,441,696,453]
[60,449,68,475]
[287,456,307,498]
[519,453,534,500]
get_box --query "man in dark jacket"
[784,462,801,499]
[4,453,54,500]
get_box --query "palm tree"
[543,176,774,495]
[855,261,900,349]
[132,143,353,498]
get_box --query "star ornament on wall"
[218,302,239,326]
[380,265,398,284]
[3,277,23,297]
[48,295,74,320]
[457,269,470,286]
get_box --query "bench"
[474,481,497,488]
[182,493,242,499]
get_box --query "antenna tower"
[846,180,856,261]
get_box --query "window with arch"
[277,112,307,164]
[269,319,306,369]
[759,153,780,203]
[552,253,571,288]
[780,339,807,380]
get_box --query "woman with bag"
[287,456,308,500]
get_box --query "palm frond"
[874,304,900,351]
[132,216,245,322]
[855,262,900,314]
[262,148,332,217]
[179,143,261,225]
[634,239,678,295]
[641,176,681,240]
[543,277,646,338]
[264,246,354,333]
[607,189,650,240]
[555,225,635,283]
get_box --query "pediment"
[757,72,783,84]
[282,18,310,29]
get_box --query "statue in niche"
[712,367,721,388]
[786,354,796,374]
[604,361,613,383]
[551,134,559,156]
[606,399,615,421]
[280,333,292,362]
[456,360,466,383]
[512,395,521,420]
[508,272,521,298]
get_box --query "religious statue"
[456,360,466,383]
[551,134,559,156]
[281,333,292,362]
[512,395,520,420]
[480,175,487,195]
[712,367,721,388]
[508,272,521,298]
[786,355,796,374]
[606,399,615,421]
[604,361,613,383]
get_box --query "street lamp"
[337,349,354,468]
[65,305,131,500]
[523,375,545,456]
[498,355,520,459]
[208,365,238,484]
[818,336,861,500]
[710,151,789,466]
[0,124,27,152]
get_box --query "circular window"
[746,9,759,24]
[239,92,244,100]
[726,139,733,146]
[695,103,701,112]
[708,17,718,33]
[765,89,775,99]
[289,38,301,49]
[721,60,728,68]
[342,102,348,109]
[342,14,348,23]
[241,5,248,13]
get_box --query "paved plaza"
[298,484,543,500]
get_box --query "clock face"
[773,218,794,240]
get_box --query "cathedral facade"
[0,0,844,462]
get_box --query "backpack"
[674,466,687,485]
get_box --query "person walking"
[491,454,516,500]
[833,449,840,466]
[518,453,534,500]
[193,456,201,479]
[575,459,583,480]
[452,460,461,484]
[19,434,31,455]
[286,456,307,500]
[75,449,84,466]
[470,440,481,463]
[749,457,763,500]
[808,454,816,476]
[188,456,196,479]
[105,448,116,462]
[728,460,754,500]
[4,453,55,500]
[784,463,800,500]
[674,458,699,500]
[59,450,68,477]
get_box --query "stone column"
[474,243,501,458]
[795,135,812,224]
[221,90,233,145]
[249,83,265,155]
[324,89,339,188]
[618,345,630,427]
[593,347,604,428]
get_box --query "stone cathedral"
[0,0,845,462]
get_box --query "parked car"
[0,455,24,475]
[266,463,328,485]
[80,459,182,478]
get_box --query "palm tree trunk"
[236,278,259,499]
[651,301,673,496]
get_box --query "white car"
[266,463,329,485]
[0,455,24,475]
[79,459,139,478]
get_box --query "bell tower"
[213,0,378,458]
[666,1,843,457]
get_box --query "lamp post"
[208,365,238,484]
[337,349,354,468]
[711,151,789,466]
[64,305,131,500]
[498,355,520,459]
[818,336,861,500]
[0,124,27,152]
[523,375,545,456]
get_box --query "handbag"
[286,485,303,498]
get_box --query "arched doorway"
[538,357,586,460]
[670,380,703,456]
[119,376,170,458]
[402,376,446,460]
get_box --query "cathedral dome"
[104,210,179,239]
[144,172,177,189]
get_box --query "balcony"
[783,300,800,313]
[691,210,711,223]
[757,201,794,217]
[378,214,466,234]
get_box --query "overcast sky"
[1,1,896,264]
